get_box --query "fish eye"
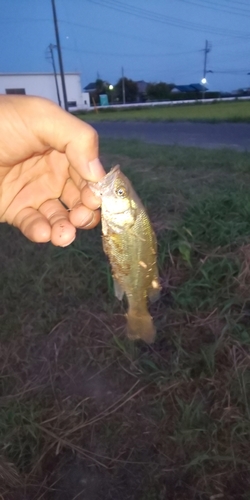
[116,187,126,197]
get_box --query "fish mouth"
[88,165,121,196]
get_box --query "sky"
[1,0,250,93]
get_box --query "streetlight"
[109,84,114,104]
[201,70,213,100]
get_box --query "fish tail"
[126,308,156,344]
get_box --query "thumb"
[26,96,106,182]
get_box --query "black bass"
[89,165,161,343]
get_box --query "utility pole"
[51,0,68,111]
[202,40,212,100]
[122,66,126,104]
[48,44,61,107]
[203,40,209,82]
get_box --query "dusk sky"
[1,0,250,93]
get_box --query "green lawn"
[78,99,250,123]
[1,140,250,498]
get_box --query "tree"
[95,78,107,95]
[146,82,174,101]
[91,79,112,105]
[115,77,138,103]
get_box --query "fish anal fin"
[148,277,161,303]
[113,278,124,301]
[148,286,161,303]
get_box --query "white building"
[0,73,90,111]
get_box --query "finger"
[68,165,101,209]
[81,184,101,210]
[68,165,87,193]
[13,207,51,243]
[60,178,82,210]
[26,97,106,181]
[38,199,76,247]
[69,205,101,229]
[60,178,99,228]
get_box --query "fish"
[89,165,161,343]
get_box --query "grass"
[1,140,250,498]
[77,99,250,123]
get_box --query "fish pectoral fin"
[126,308,156,344]
[113,278,124,301]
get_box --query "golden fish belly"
[103,209,160,342]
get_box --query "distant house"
[171,83,208,93]
[0,72,90,110]
[84,81,110,93]
[83,82,97,93]
[84,79,150,103]
[231,88,250,97]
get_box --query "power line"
[87,0,250,39]
[0,15,180,53]
[59,19,182,48]
[212,69,249,74]
[1,14,249,44]
[178,0,250,17]
[61,46,199,59]
[225,0,250,8]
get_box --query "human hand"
[0,95,105,246]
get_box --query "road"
[90,121,250,151]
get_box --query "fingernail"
[88,158,106,180]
